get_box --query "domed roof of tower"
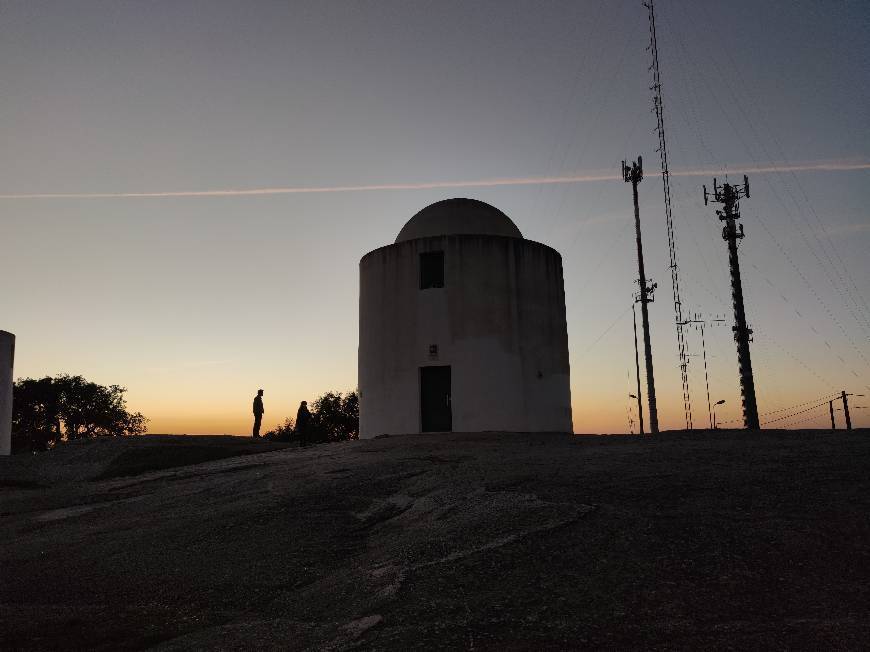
[395,198,523,243]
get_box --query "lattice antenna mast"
[645,0,693,429]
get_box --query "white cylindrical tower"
[0,331,14,455]
[358,198,572,437]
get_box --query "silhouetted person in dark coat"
[296,400,312,446]
[252,389,264,438]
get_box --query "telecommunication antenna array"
[623,157,659,433]
[645,0,693,429]
[703,176,760,429]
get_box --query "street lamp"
[625,395,639,434]
[628,387,643,435]
[713,400,726,430]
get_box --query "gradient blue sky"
[3,0,868,433]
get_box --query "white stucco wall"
[359,235,572,437]
[0,331,14,456]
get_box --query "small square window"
[420,251,444,289]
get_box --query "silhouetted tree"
[264,417,296,442]
[309,390,359,442]
[261,390,360,444]
[12,374,148,452]
[11,377,62,452]
[266,391,358,444]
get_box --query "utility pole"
[624,157,659,434]
[679,314,725,429]
[704,176,760,429]
[632,303,645,435]
[831,391,862,430]
[698,320,712,430]
[842,390,852,431]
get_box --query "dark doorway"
[420,366,452,432]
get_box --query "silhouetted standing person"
[252,389,264,438]
[296,400,311,446]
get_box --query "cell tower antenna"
[645,0,693,429]
[623,157,659,434]
[704,176,761,429]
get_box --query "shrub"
[264,417,296,442]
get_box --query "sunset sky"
[3,0,868,434]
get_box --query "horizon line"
[0,159,866,200]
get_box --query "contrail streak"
[0,160,866,200]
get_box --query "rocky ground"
[1,429,869,650]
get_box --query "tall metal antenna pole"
[703,176,760,429]
[632,302,645,435]
[645,0,693,429]
[624,157,659,433]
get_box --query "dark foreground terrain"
[2,430,869,650]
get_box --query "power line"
[719,391,840,425]
[761,399,833,426]
[663,0,870,368]
[757,393,841,418]
[651,0,870,432]
[751,329,836,389]
[534,0,611,225]
[580,304,634,357]
[546,4,637,242]
[777,406,835,428]
[746,261,868,383]
[688,0,870,337]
